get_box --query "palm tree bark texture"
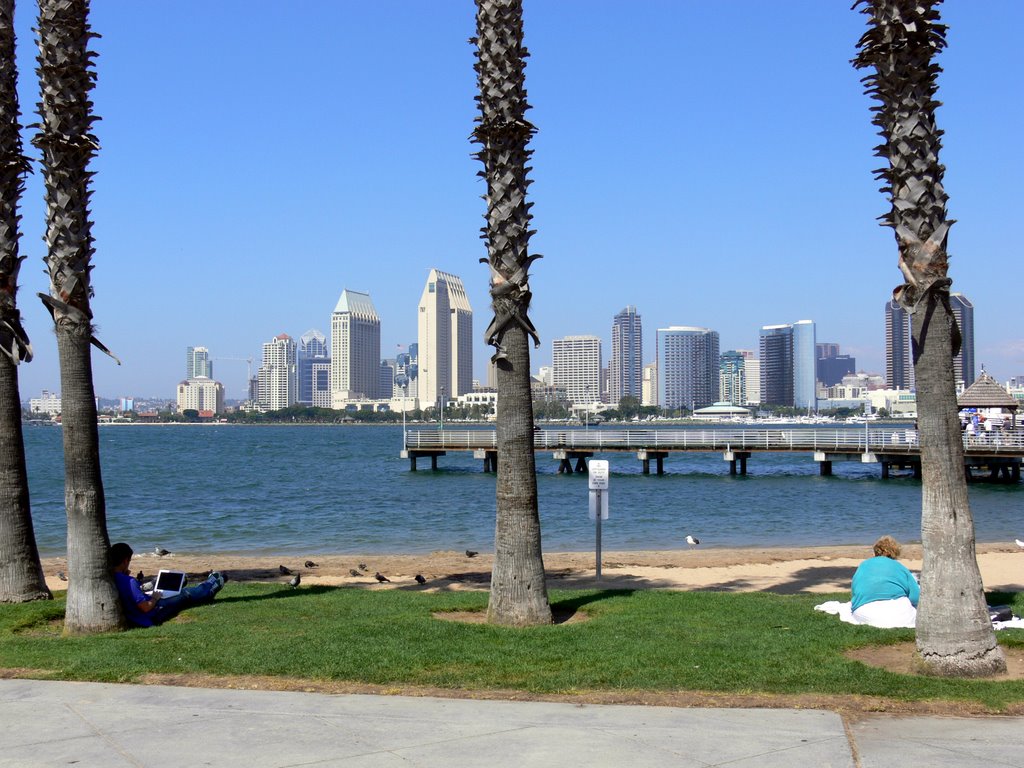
[472,0,552,626]
[33,0,124,632]
[0,0,50,603]
[854,0,1004,676]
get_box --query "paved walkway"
[1,679,1022,767]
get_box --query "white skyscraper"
[331,289,381,405]
[417,269,473,405]
[552,335,602,406]
[257,334,298,411]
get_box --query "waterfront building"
[885,299,914,391]
[298,329,331,408]
[176,376,224,415]
[537,365,552,386]
[950,293,975,387]
[258,334,298,411]
[552,335,602,406]
[29,390,61,416]
[417,269,473,406]
[186,346,213,381]
[609,305,642,405]
[641,361,657,406]
[737,351,761,405]
[656,326,720,411]
[759,320,816,410]
[719,350,747,406]
[119,397,134,412]
[331,289,381,405]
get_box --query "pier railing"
[404,427,1024,456]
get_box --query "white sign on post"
[588,460,609,490]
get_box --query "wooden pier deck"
[401,427,1024,481]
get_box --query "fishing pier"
[401,427,1024,482]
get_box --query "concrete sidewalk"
[1,679,1021,768]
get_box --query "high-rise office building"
[331,289,381,403]
[380,359,397,398]
[417,269,473,405]
[950,292,975,386]
[610,305,643,405]
[186,346,213,380]
[885,299,914,390]
[759,320,816,410]
[656,326,720,411]
[552,335,602,406]
[817,343,856,387]
[298,329,330,408]
[642,361,658,406]
[257,334,298,411]
[719,350,747,406]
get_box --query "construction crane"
[216,356,254,399]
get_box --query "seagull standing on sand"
[1016,539,1024,549]
[375,572,391,583]
[686,535,700,548]
[154,547,170,557]
[288,573,301,588]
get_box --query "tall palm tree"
[854,0,1004,676]
[33,0,124,633]
[0,0,50,604]
[472,0,552,626]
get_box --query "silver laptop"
[150,570,187,598]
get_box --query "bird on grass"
[288,573,301,588]
[1016,539,1024,549]
[414,574,426,585]
[348,569,361,577]
[57,571,67,582]
[465,550,478,558]
[686,535,700,548]
[304,560,318,568]
[154,547,170,557]
[278,565,292,575]
[358,563,368,572]
[375,572,390,583]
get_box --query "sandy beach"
[40,542,1024,595]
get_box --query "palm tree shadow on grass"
[216,585,337,604]
[550,590,636,623]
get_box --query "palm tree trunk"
[0,0,50,603]
[854,0,1003,676]
[34,0,124,633]
[473,0,552,626]
[913,298,1002,675]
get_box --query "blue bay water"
[22,424,1023,556]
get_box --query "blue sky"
[10,1,1023,400]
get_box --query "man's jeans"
[150,574,222,625]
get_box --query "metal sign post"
[588,460,610,580]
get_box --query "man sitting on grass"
[110,542,227,628]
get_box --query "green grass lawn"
[2,586,1022,710]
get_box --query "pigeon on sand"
[414,574,426,585]
[358,563,368,572]
[278,565,292,575]
[304,560,318,568]
[375,572,391,583]
[348,569,361,577]
[465,550,478,558]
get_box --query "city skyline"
[7,3,1021,400]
